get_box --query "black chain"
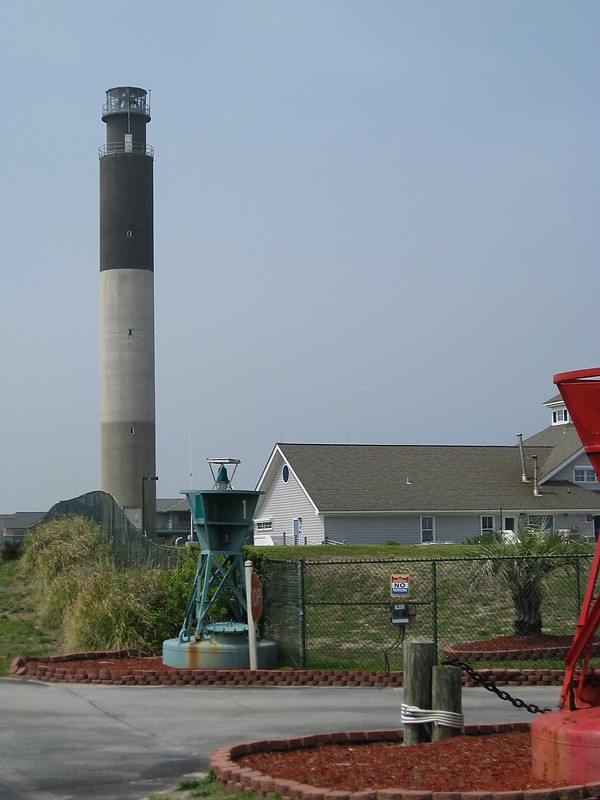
[442,659,552,715]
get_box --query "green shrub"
[153,544,199,639]
[0,539,23,562]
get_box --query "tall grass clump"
[19,517,204,654]
[21,514,198,652]
[21,516,112,629]
[21,516,111,591]
[63,567,164,652]
[63,544,199,652]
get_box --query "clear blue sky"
[1,1,598,512]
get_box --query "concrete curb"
[9,651,565,688]
[209,724,600,800]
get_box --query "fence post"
[298,558,307,668]
[403,639,435,745]
[431,664,462,741]
[431,560,438,658]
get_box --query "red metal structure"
[531,368,600,783]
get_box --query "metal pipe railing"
[98,142,154,158]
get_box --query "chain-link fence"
[260,555,595,670]
[38,491,181,569]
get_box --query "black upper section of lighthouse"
[100,87,154,272]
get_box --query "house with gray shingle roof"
[254,394,600,545]
[0,512,45,544]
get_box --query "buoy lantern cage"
[531,368,600,784]
[208,457,240,490]
[162,459,277,669]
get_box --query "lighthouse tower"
[99,87,157,536]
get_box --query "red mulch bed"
[442,633,588,663]
[39,656,173,671]
[453,634,574,652]
[236,731,564,793]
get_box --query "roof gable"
[255,444,319,518]
[522,424,584,481]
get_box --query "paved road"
[0,678,560,800]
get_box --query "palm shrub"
[469,525,588,636]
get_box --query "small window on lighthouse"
[129,427,135,435]
[125,133,133,153]
[126,230,133,237]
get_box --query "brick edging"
[209,724,600,800]
[9,652,565,688]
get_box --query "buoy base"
[162,624,277,669]
[531,706,600,784]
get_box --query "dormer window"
[544,393,570,426]
[574,466,598,484]
[552,408,569,425]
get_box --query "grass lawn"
[147,774,263,800]
[246,542,478,561]
[0,560,61,675]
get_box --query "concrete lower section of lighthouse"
[100,268,156,506]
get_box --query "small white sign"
[390,574,410,597]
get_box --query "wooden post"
[431,665,462,742]
[403,639,435,745]
[244,561,257,670]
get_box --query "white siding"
[324,516,421,545]
[553,513,596,537]
[434,516,480,543]
[255,460,324,545]
[326,515,483,544]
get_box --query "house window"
[481,516,495,533]
[282,465,290,483]
[527,515,554,530]
[421,516,435,543]
[552,409,569,424]
[574,467,598,484]
[255,519,273,531]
